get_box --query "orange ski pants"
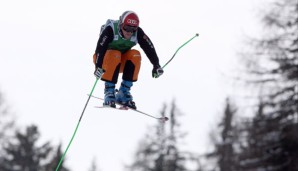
[93,49,141,83]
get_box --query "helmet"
[119,11,139,27]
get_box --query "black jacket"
[94,25,160,68]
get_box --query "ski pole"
[55,78,99,171]
[162,33,199,69]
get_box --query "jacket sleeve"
[94,26,114,68]
[137,27,161,67]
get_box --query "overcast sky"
[0,0,269,170]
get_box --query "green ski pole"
[162,33,199,69]
[55,78,99,171]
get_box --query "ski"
[94,105,130,110]
[88,94,168,122]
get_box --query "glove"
[152,65,164,78]
[94,67,105,79]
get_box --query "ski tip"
[158,117,169,123]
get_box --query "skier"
[93,11,164,109]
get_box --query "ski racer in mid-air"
[93,10,164,109]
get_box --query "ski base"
[95,105,129,110]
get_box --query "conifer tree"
[44,143,70,171]
[0,92,15,154]
[0,125,70,171]
[0,91,15,168]
[128,101,195,171]
[207,98,238,171]
[237,99,289,170]
[239,0,298,170]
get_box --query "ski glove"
[152,65,164,78]
[94,67,105,79]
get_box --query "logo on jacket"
[100,36,108,46]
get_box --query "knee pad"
[121,49,141,81]
[101,50,122,83]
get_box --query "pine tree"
[44,143,70,171]
[0,125,70,171]
[162,100,188,171]
[237,99,289,170]
[127,104,167,171]
[207,98,238,171]
[242,0,298,124]
[0,92,15,153]
[239,0,298,170]
[128,100,196,171]
[0,91,15,168]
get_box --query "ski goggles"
[122,25,138,33]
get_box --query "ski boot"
[103,82,116,108]
[115,80,137,109]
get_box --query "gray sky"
[0,0,267,170]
